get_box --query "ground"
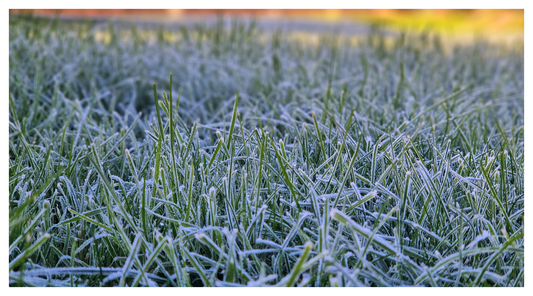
[8,14,524,287]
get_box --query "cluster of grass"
[9,15,524,287]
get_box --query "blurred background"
[10,9,524,43]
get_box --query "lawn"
[8,15,524,287]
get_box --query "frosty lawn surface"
[9,15,524,287]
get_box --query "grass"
[8,15,524,287]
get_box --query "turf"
[8,15,524,287]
